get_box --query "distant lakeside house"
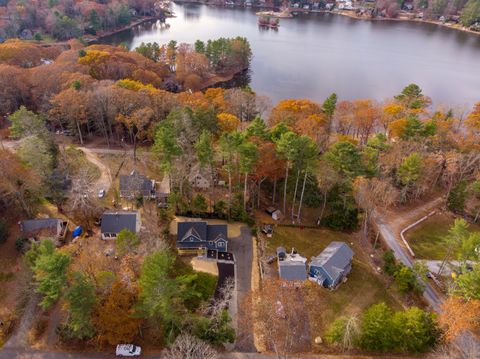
[120,170,156,200]
[177,221,228,254]
[101,211,141,240]
[309,241,354,288]
[19,218,69,242]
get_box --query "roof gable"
[119,171,154,197]
[207,224,227,242]
[310,242,353,282]
[177,221,207,243]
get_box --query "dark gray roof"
[207,224,227,242]
[177,221,228,248]
[278,260,307,281]
[310,242,353,282]
[119,171,155,198]
[178,221,207,242]
[101,212,138,234]
[20,218,62,236]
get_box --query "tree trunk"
[243,172,248,210]
[474,208,480,223]
[272,175,277,205]
[283,165,289,215]
[297,171,308,221]
[228,169,232,221]
[210,163,215,214]
[133,135,137,162]
[319,191,327,225]
[291,169,300,222]
[76,119,84,145]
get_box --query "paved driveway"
[227,226,256,353]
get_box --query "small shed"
[272,210,282,221]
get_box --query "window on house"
[217,241,224,247]
[208,241,214,245]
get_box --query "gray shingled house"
[119,170,156,199]
[101,211,141,240]
[176,221,228,254]
[19,218,68,241]
[308,242,354,288]
[277,247,308,281]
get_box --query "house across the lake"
[19,218,68,242]
[101,211,141,240]
[277,247,308,282]
[177,221,228,254]
[119,170,156,199]
[308,241,354,288]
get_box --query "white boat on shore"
[255,10,293,18]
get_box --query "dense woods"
[0,0,164,41]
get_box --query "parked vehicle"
[262,224,273,237]
[98,189,106,198]
[116,344,141,357]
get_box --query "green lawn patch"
[265,226,402,338]
[405,212,480,260]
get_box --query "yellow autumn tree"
[217,113,241,133]
[388,118,409,139]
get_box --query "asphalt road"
[376,218,442,311]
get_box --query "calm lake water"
[103,3,480,107]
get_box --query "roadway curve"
[373,197,444,311]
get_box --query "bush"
[382,250,398,276]
[359,303,438,353]
[191,194,208,215]
[15,237,28,252]
[447,180,468,213]
[194,310,235,345]
[214,200,227,219]
[325,316,348,344]
[0,219,9,244]
[394,264,423,294]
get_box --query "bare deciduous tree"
[162,333,217,359]
[432,332,480,359]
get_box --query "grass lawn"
[405,212,480,260]
[265,226,402,340]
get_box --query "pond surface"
[103,3,480,107]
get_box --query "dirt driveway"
[78,147,112,193]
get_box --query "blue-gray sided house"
[177,221,228,254]
[309,241,354,288]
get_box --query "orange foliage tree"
[439,296,480,342]
[93,281,141,345]
[269,99,322,128]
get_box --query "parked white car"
[98,189,106,198]
[116,344,141,357]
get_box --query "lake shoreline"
[328,10,480,36]
[196,2,480,37]
[87,13,174,44]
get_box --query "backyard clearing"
[405,212,480,260]
[264,226,402,347]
